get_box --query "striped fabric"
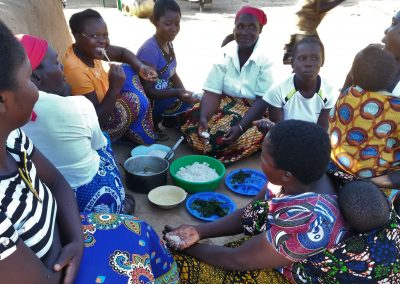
[0,129,57,260]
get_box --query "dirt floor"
[63,0,399,244]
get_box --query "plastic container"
[225,168,267,196]
[169,155,225,193]
[148,185,187,209]
[185,192,236,222]
[131,144,173,159]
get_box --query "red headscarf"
[16,34,48,71]
[235,6,267,26]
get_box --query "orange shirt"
[62,46,109,103]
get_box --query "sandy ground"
[64,1,399,243]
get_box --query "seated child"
[255,37,337,133]
[338,180,390,233]
[329,44,399,192]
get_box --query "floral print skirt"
[75,213,179,284]
[73,143,125,214]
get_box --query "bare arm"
[317,108,331,130]
[83,64,126,125]
[84,90,117,125]
[197,91,221,135]
[170,73,185,89]
[183,232,293,271]
[164,187,268,250]
[369,171,400,188]
[32,148,83,284]
[268,104,284,123]
[239,97,268,130]
[105,45,157,81]
[0,239,62,284]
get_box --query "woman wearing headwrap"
[181,6,275,165]
[17,34,135,215]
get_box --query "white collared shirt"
[203,39,276,100]
[263,74,338,123]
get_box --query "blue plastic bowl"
[131,144,173,159]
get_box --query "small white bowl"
[148,185,187,209]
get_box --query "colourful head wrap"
[16,34,48,71]
[235,6,267,26]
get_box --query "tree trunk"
[0,0,72,57]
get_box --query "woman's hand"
[176,89,195,103]
[163,225,200,250]
[53,241,83,284]
[197,116,209,138]
[253,119,275,134]
[108,64,126,93]
[139,64,158,82]
[222,125,242,144]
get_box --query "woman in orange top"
[63,9,158,144]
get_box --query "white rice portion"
[176,162,219,182]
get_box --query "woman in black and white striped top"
[0,21,83,283]
[2,129,58,259]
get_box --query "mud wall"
[0,0,72,56]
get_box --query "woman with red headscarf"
[17,34,132,215]
[181,6,275,165]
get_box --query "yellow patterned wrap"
[329,86,400,179]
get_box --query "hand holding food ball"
[163,225,201,250]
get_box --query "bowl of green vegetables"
[185,192,236,222]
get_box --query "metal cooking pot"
[123,155,169,193]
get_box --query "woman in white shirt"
[18,34,132,214]
[181,6,274,164]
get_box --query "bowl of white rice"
[170,155,226,193]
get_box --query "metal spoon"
[164,136,185,161]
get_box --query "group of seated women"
[0,0,399,283]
